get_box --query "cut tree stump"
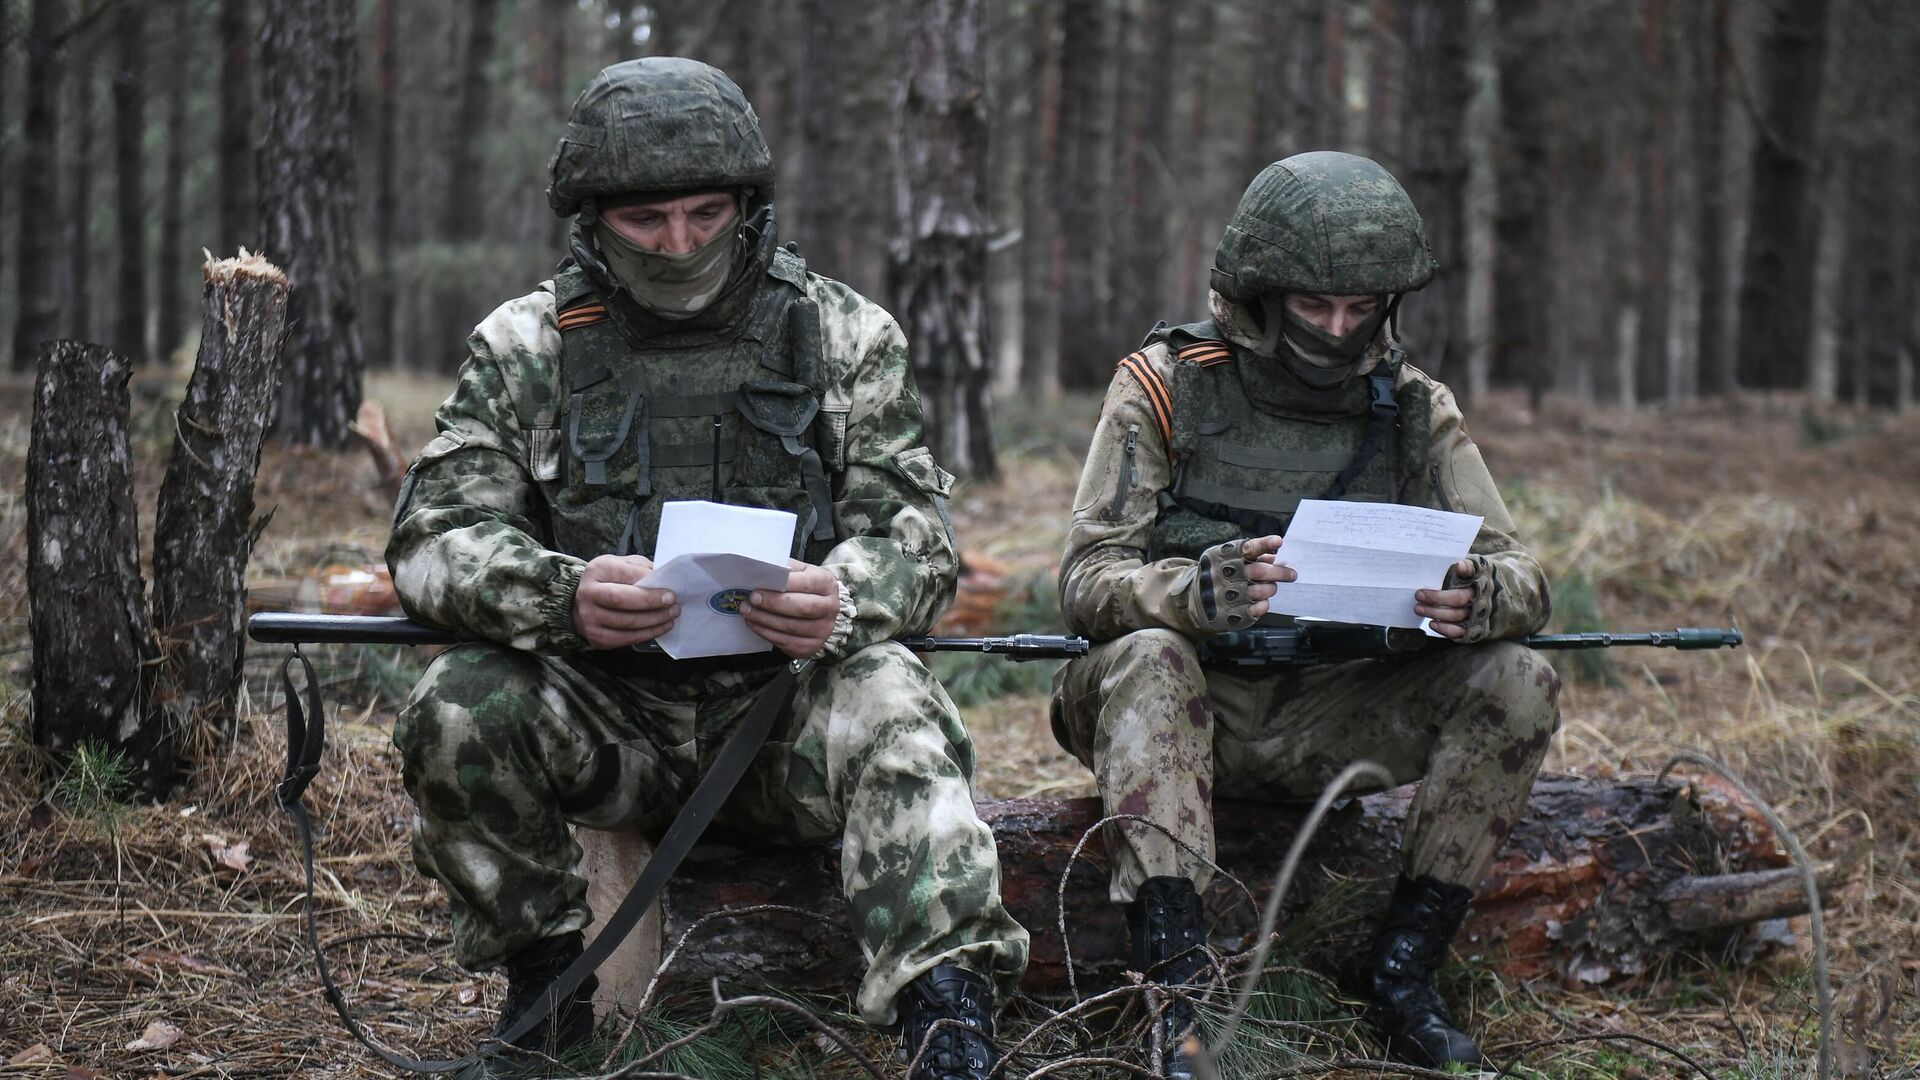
[151,251,289,741]
[578,772,1853,1006]
[27,341,165,794]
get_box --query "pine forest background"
[2,0,1917,474]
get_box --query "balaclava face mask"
[593,201,741,321]
[1255,294,1393,389]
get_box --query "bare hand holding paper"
[1266,499,1483,629]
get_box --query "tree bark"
[217,0,253,253]
[1052,0,1114,389]
[155,0,190,364]
[1492,0,1552,408]
[632,775,1839,996]
[111,2,146,363]
[11,0,65,371]
[790,0,845,269]
[1733,0,1831,390]
[1633,0,1673,404]
[28,341,167,796]
[1398,0,1470,389]
[890,0,995,480]
[65,20,97,344]
[1017,0,1061,397]
[1694,0,1732,396]
[258,0,364,448]
[151,253,290,743]
[1292,0,1337,150]
[368,0,398,369]
[1113,0,1173,349]
[432,0,501,371]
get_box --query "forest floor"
[1,368,1917,1078]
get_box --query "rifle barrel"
[1520,628,1744,650]
[247,614,1089,659]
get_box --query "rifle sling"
[275,646,804,1074]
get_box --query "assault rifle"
[1196,623,1743,667]
[245,612,1088,660]
[247,613,1738,666]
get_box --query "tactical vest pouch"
[737,379,835,544]
[565,368,650,497]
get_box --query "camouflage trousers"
[394,640,1029,1025]
[1051,630,1562,901]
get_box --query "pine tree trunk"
[66,49,96,344]
[155,0,190,364]
[433,0,500,372]
[27,341,167,796]
[368,0,399,369]
[1634,0,1673,404]
[1112,0,1172,347]
[1398,0,1470,389]
[111,3,146,363]
[151,254,290,742]
[217,0,253,252]
[1052,0,1113,389]
[890,0,995,480]
[1693,0,1732,397]
[11,0,65,371]
[1017,0,1061,397]
[1492,0,1552,407]
[1734,0,1831,390]
[258,0,364,448]
[790,0,844,267]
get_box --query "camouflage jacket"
[387,273,958,663]
[1059,293,1551,644]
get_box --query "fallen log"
[583,772,1852,1012]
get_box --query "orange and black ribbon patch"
[1116,351,1173,448]
[556,302,609,332]
[1175,340,1231,367]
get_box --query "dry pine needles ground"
[1,372,1916,1077]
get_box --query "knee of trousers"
[809,641,975,777]
[1101,628,1206,692]
[393,642,549,768]
[1461,641,1564,740]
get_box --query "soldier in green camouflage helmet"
[1052,151,1558,1074]
[388,57,1026,1079]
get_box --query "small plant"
[53,740,138,817]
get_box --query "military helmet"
[1211,151,1436,301]
[547,57,775,217]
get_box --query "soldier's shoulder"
[471,282,561,366]
[802,271,904,360]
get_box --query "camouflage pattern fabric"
[547,57,776,215]
[387,255,1024,1020]
[387,268,959,663]
[1211,150,1437,302]
[1055,294,1559,897]
[1051,630,1561,899]
[395,639,1028,1023]
[1059,301,1551,646]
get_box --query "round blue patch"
[709,588,751,616]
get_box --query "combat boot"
[460,932,599,1079]
[1124,876,1209,1080]
[897,964,1000,1080]
[1362,875,1484,1068]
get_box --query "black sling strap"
[276,646,805,1074]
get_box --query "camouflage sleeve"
[809,280,958,662]
[1057,352,1220,641]
[1417,377,1552,642]
[385,292,590,653]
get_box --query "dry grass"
[1,371,1916,1077]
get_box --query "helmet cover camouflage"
[547,57,775,217]
[1210,151,1437,301]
